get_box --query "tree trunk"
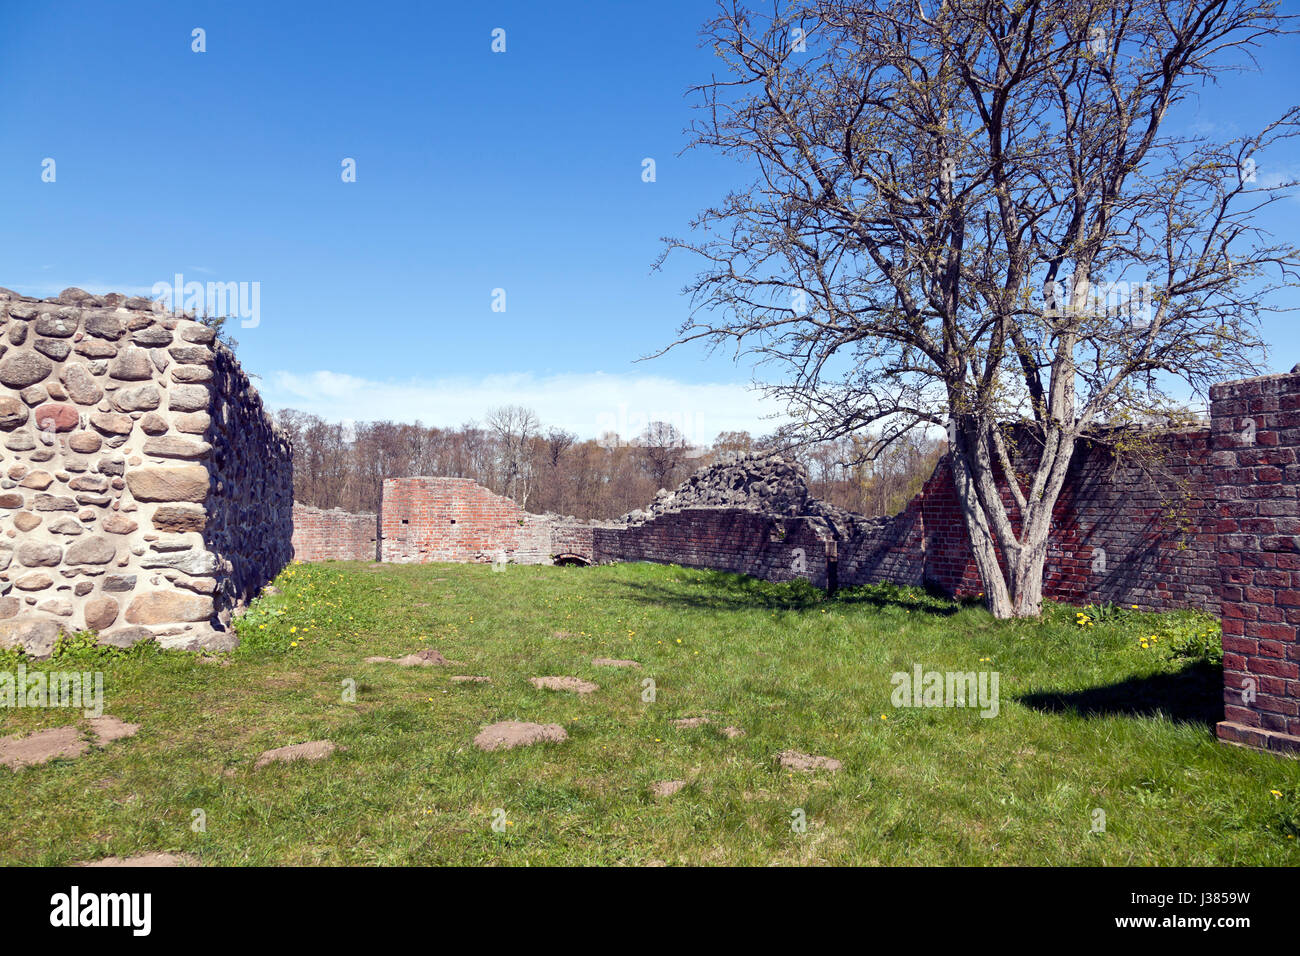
[1008,536,1048,618]
[948,443,1016,618]
[948,422,1074,619]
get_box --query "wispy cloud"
[262,370,790,444]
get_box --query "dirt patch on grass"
[671,717,710,729]
[776,750,842,773]
[530,676,598,694]
[0,726,88,769]
[0,715,140,770]
[552,631,576,639]
[450,675,491,683]
[253,740,341,769]
[474,721,567,752]
[650,779,686,798]
[722,726,746,739]
[365,648,449,667]
[87,716,139,745]
[592,658,640,668]
[82,852,197,867]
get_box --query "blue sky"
[2,0,1298,442]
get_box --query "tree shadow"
[1017,660,1223,728]
[832,581,961,616]
[613,573,825,612]
[612,568,960,615]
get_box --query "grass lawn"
[2,559,1298,866]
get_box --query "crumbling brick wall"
[550,522,596,563]
[593,510,835,585]
[0,287,292,656]
[380,476,603,564]
[580,435,1217,612]
[837,497,927,588]
[292,503,378,561]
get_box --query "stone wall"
[207,343,295,625]
[292,503,378,561]
[0,287,293,656]
[1210,372,1300,755]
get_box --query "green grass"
[1,560,1297,865]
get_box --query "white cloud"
[262,369,791,445]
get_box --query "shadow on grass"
[613,567,961,615]
[1018,659,1223,728]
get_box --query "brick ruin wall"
[375,432,1215,612]
[587,431,1216,613]
[0,287,293,657]
[593,510,838,585]
[374,436,1218,610]
[380,476,609,565]
[292,504,379,562]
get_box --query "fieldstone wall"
[0,286,292,657]
[206,345,294,624]
[292,503,378,561]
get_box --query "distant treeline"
[276,405,945,520]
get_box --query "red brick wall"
[914,429,1218,612]
[551,523,596,562]
[291,504,378,562]
[380,477,590,564]
[1211,372,1300,755]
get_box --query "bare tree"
[638,421,690,489]
[711,429,755,460]
[487,405,541,508]
[544,427,577,468]
[658,0,1299,617]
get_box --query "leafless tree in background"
[280,406,944,521]
[487,405,541,509]
[658,0,1299,617]
[637,421,690,490]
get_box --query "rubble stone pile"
[621,451,882,536]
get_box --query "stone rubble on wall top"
[621,450,884,537]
